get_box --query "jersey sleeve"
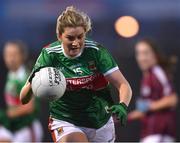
[28,48,53,82]
[97,46,119,76]
[152,66,174,96]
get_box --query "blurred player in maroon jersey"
[128,38,178,142]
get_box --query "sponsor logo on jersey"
[66,73,108,91]
[88,61,96,71]
[67,74,95,86]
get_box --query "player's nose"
[72,39,80,48]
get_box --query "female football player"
[20,6,132,142]
[0,41,43,142]
[128,38,178,142]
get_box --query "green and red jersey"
[3,66,39,131]
[29,38,119,128]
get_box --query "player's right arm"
[20,48,54,104]
[20,81,33,104]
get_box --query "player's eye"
[77,34,84,40]
[66,36,75,41]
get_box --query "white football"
[31,67,66,101]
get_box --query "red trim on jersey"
[5,93,21,106]
[66,73,108,91]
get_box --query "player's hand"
[108,102,128,126]
[136,99,150,112]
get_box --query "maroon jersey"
[140,65,176,138]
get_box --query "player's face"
[135,42,157,71]
[59,26,86,58]
[3,44,23,71]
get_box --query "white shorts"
[48,117,115,142]
[141,134,175,143]
[0,120,43,142]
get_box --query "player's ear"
[57,33,63,41]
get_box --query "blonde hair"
[56,6,91,39]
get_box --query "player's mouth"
[68,46,84,57]
[70,47,79,51]
[69,46,81,52]
[68,47,80,54]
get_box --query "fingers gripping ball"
[31,67,66,101]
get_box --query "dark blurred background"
[0,0,179,141]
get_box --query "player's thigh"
[90,117,115,142]
[13,126,34,142]
[0,126,12,142]
[32,120,43,142]
[49,117,88,142]
[59,132,88,142]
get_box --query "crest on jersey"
[88,61,96,71]
[57,127,64,135]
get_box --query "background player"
[128,38,178,142]
[0,41,43,142]
[20,6,132,142]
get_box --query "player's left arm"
[96,45,132,126]
[105,70,132,106]
[6,97,35,118]
[105,69,132,126]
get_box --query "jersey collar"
[61,44,84,59]
[9,65,26,80]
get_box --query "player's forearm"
[20,82,33,104]
[105,70,132,106]
[119,82,132,106]
[149,93,178,111]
